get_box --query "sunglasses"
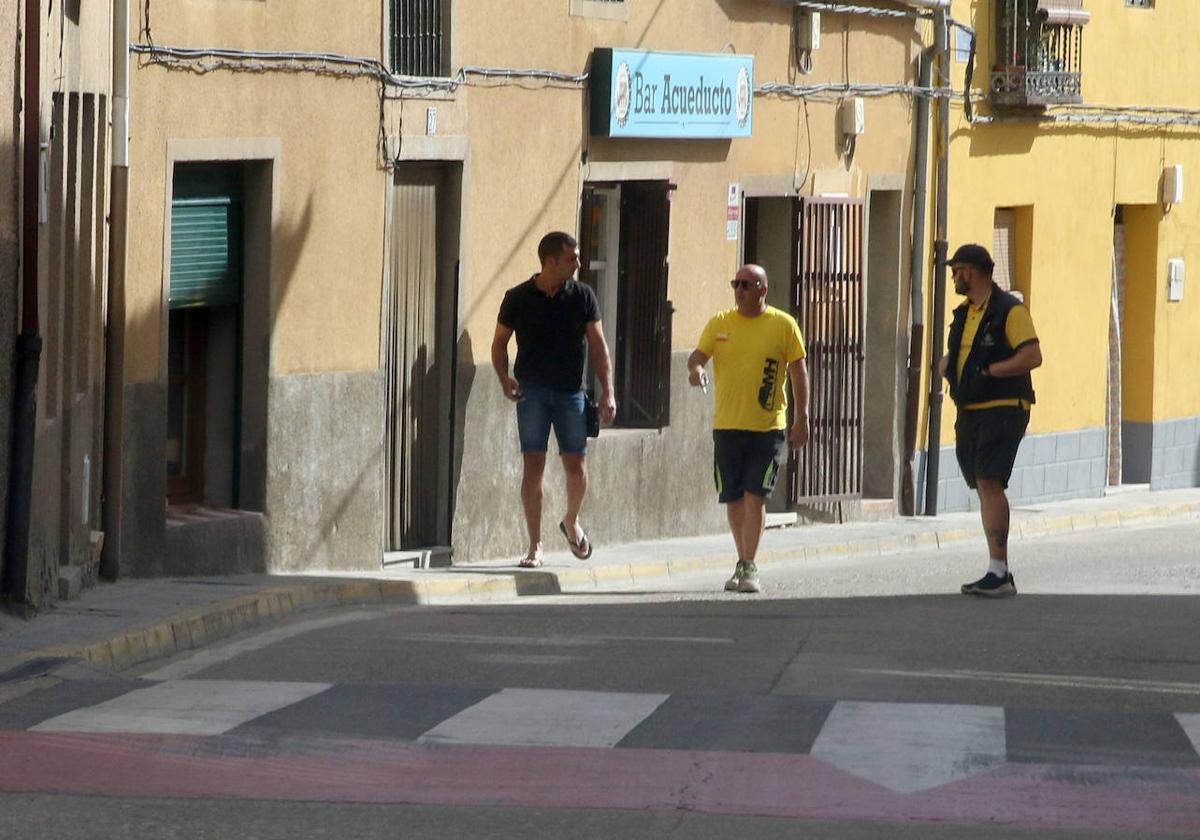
[730,279,763,291]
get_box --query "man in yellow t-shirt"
[939,243,1043,598]
[687,264,810,594]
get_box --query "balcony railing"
[990,0,1087,107]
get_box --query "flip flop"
[559,520,593,560]
[518,548,543,568]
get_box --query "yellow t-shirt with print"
[955,294,1038,410]
[697,306,807,431]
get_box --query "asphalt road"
[2,518,1199,838]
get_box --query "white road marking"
[811,701,1006,793]
[856,667,1200,696]
[418,687,669,748]
[140,610,383,681]
[396,633,735,646]
[1177,713,1200,755]
[470,654,582,666]
[31,679,330,735]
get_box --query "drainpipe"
[101,0,131,581]
[922,8,951,516]
[4,0,43,608]
[901,47,935,516]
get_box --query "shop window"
[580,181,674,428]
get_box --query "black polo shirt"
[498,275,601,391]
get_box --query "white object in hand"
[699,371,709,394]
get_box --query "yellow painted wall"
[126,57,384,381]
[935,0,1200,444]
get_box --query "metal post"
[923,10,951,517]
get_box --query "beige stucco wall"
[442,2,919,354]
[1,7,16,248]
[148,0,376,56]
[126,64,385,381]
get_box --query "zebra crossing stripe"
[811,700,1006,793]
[419,687,669,748]
[30,680,331,736]
[1178,713,1200,755]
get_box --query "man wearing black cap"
[940,243,1042,597]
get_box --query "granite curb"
[4,496,1198,676]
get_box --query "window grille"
[1125,0,1153,8]
[390,0,445,77]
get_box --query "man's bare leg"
[561,452,588,545]
[726,498,747,560]
[521,452,547,558]
[738,492,768,564]
[976,478,1010,564]
[961,477,1017,596]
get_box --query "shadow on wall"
[450,329,476,535]
[0,238,16,590]
[116,182,318,578]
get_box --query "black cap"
[948,243,994,273]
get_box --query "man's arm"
[584,320,616,423]
[787,357,810,450]
[986,340,1042,378]
[491,323,522,401]
[687,349,710,389]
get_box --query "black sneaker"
[960,572,1016,598]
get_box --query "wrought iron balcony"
[990,0,1088,108]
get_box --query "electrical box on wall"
[798,11,820,51]
[841,97,865,136]
[1163,164,1184,205]
[1167,258,1185,302]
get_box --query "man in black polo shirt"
[940,243,1043,598]
[491,231,616,568]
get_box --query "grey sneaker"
[737,562,762,593]
[961,572,1016,598]
[724,561,745,592]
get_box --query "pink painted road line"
[1,732,1198,834]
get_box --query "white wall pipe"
[112,0,129,167]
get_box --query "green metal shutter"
[169,195,242,309]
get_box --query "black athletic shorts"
[954,406,1029,490]
[713,429,788,503]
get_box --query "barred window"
[1125,0,1153,8]
[390,0,448,77]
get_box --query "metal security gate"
[384,167,445,549]
[615,181,673,428]
[789,197,865,504]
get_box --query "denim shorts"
[516,385,588,455]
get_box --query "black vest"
[945,283,1036,408]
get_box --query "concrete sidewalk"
[3,486,1199,677]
